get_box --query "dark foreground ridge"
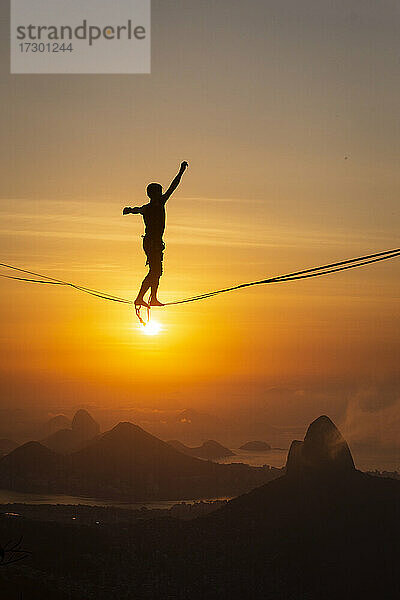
[0,415,399,599]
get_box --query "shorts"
[143,235,165,277]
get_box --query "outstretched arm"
[163,161,189,202]
[123,206,143,215]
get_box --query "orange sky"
[0,1,399,429]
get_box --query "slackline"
[0,247,399,308]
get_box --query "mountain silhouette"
[0,421,280,500]
[0,441,65,492]
[286,414,355,475]
[22,414,71,442]
[71,409,100,438]
[239,440,271,451]
[168,439,235,460]
[66,422,275,499]
[41,409,100,454]
[44,414,71,436]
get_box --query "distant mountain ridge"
[239,440,271,451]
[41,409,100,454]
[0,420,280,500]
[168,439,235,460]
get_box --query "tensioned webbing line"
[0,247,399,307]
[0,263,133,305]
[164,248,400,305]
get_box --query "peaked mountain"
[0,442,65,492]
[24,414,71,442]
[66,422,274,499]
[44,415,71,436]
[168,439,235,460]
[71,409,100,439]
[42,409,100,454]
[286,414,355,475]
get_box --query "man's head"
[147,183,163,201]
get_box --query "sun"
[140,320,163,336]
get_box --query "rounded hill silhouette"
[168,439,234,460]
[286,415,355,476]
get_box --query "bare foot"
[149,298,164,307]
[135,298,150,309]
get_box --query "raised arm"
[123,206,143,215]
[162,161,189,202]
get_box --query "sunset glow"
[141,320,163,336]
[0,0,398,428]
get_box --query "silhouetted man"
[123,161,189,310]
